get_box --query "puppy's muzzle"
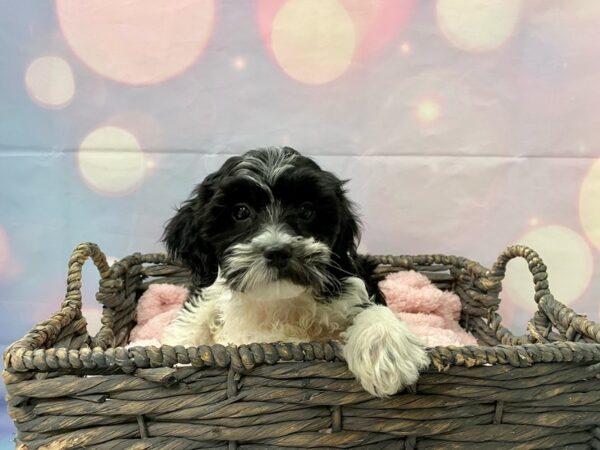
[264,244,292,269]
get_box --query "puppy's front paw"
[342,306,429,397]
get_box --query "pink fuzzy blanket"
[129,271,477,347]
[379,271,477,347]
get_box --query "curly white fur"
[341,305,430,397]
[163,277,366,345]
[162,278,429,397]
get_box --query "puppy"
[161,147,429,397]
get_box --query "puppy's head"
[163,147,360,300]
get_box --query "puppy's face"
[163,147,359,300]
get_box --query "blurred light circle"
[233,57,246,70]
[416,99,441,124]
[271,0,356,85]
[56,0,215,85]
[400,41,412,55]
[258,0,412,64]
[25,56,75,108]
[0,226,10,274]
[340,0,413,59]
[504,225,593,312]
[367,70,511,158]
[580,159,600,251]
[436,0,521,52]
[78,126,145,196]
[569,0,600,18]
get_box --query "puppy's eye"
[232,204,252,221]
[298,203,315,221]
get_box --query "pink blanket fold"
[129,272,477,347]
[128,283,188,347]
[380,271,477,347]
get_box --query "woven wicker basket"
[4,243,600,449]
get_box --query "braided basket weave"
[4,243,600,449]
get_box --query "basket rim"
[4,243,600,377]
[5,339,600,376]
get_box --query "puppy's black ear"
[330,179,361,274]
[162,178,219,288]
[164,156,245,287]
[331,181,387,305]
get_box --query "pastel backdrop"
[1,0,599,444]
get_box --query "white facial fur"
[221,223,332,295]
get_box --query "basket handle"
[491,245,551,303]
[62,243,114,347]
[489,245,556,343]
[490,245,600,344]
[5,243,112,356]
[63,242,112,310]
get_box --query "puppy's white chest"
[205,280,366,346]
[211,292,345,345]
[163,277,369,347]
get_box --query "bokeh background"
[1,0,600,443]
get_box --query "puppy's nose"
[264,244,292,269]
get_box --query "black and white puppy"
[162,147,429,397]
